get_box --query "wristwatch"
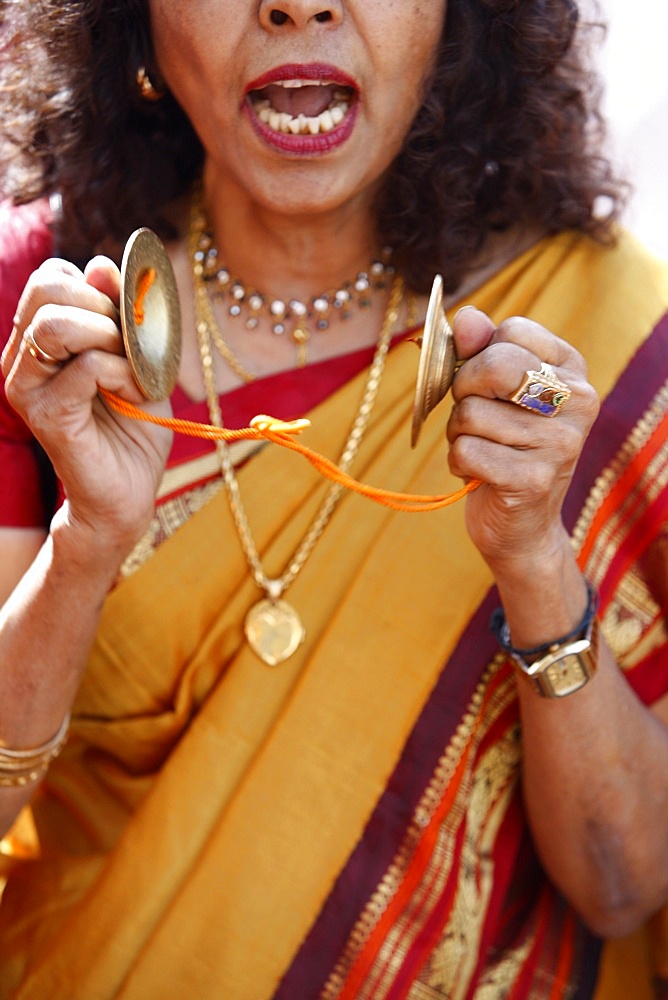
[512,622,598,698]
[491,583,600,698]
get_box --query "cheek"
[409,3,446,78]
[375,21,444,134]
[376,2,445,96]
[149,6,243,146]
[149,2,213,91]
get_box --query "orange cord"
[99,388,480,512]
[133,268,157,326]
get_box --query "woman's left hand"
[446,307,600,572]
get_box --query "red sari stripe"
[335,664,519,1000]
[336,741,476,999]
[577,403,667,599]
[562,312,668,538]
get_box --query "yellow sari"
[1,229,666,999]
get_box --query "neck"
[201,160,382,301]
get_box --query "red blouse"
[0,199,411,529]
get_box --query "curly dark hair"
[0,0,624,292]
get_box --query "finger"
[5,311,126,416]
[28,303,124,364]
[489,315,586,374]
[21,326,63,370]
[3,263,121,377]
[14,259,118,337]
[447,429,566,494]
[19,349,162,445]
[61,351,173,452]
[452,339,588,413]
[2,260,79,373]
[447,394,583,456]
[81,349,164,408]
[452,311,590,400]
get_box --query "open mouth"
[247,79,355,136]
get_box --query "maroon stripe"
[273,591,500,998]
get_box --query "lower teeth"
[255,101,348,136]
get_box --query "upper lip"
[245,63,359,95]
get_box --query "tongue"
[260,83,338,117]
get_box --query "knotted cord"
[99,388,480,512]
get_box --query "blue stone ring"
[510,362,572,417]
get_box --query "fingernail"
[453,305,477,319]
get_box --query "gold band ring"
[24,326,61,367]
[510,361,571,417]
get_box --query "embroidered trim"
[120,479,222,578]
[572,381,667,662]
[319,657,517,1000]
[571,383,667,566]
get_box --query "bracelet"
[490,581,599,658]
[0,714,71,788]
[491,582,600,698]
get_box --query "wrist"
[491,580,599,698]
[49,502,133,589]
[492,543,590,654]
[483,523,573,587]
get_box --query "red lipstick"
[244,63,359,156]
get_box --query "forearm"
[519,653,668,936]
[0,507,126,835]
[494,539,668,935]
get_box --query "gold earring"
[136,66,164,101]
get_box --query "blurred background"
[592,9,667,996]
[598,0,668,259]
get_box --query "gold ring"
[24,327,61,367]
[510,361,571,417]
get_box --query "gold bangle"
[0,714,70,788]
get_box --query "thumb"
[452,305,496,359]
[84,255,122,309]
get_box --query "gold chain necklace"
[195,263,405,666]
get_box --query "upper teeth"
[252,82,351,136]
[278,79,326,88]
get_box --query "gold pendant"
[244,598,306,666]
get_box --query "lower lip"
[243,99,358,156]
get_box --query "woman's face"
[149,0,447,217]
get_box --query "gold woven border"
[320,658,519,1000]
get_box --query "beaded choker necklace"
[190,191,395,368]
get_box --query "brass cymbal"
[119,228,181,401]
[411,274,457,448]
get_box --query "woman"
[0,1,667,997]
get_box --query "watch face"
[543,653,592,697]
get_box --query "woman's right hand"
[1,256,173,559]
